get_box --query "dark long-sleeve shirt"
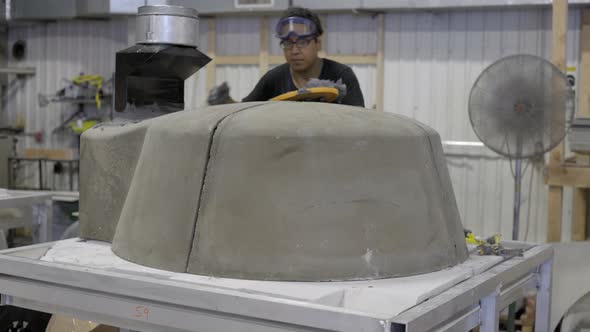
[242,58,365,107]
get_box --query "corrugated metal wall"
[381,8,580,242]
[4,18,128,190]
[5,19,128,140]
[4,8,582,242]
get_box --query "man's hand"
[207,82,234,105]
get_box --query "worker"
[208,7,365,107]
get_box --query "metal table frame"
[0,241,552,332]
[0,190,53,248]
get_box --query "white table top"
[40,238,503,317]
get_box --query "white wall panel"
[349,64,376,109]
[384,8,580,242]
[6,19,128,141]
[5,18,128,189]
[216,65,259,101]
[325,14,377,55]
[268,16,283,56]
[216,17,260,56]
[445,153,549,242]
[384,8,579,141]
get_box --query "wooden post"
[259,17,269,77]
[573,188,588,240]
[376,13,385,111]
[206,18,217,93]
[547,0,568,243]
[571,8,590,241]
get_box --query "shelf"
[0,67,35,75]
[49,95,112,104]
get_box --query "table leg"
[33,200,52,243]
[535,259,553,332]
[480,288,500,332]
[0,229,7,250]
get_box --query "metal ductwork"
[8,0,78,21]
[6,0,290,20]
[114,5,211,113]
[6,0,145,20]
[77,0,146,17]
[9,0,590,21]
[170,0,289,15]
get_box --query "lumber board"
[573,188,587,241]
[547,0,568,243]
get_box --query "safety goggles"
[275,16,318,40]
[279,37,315,49]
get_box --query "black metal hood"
[114,44,211,112]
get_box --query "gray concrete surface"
[562,291,590,332]
[79,121,149,242]
[551,242,590,331]
[112,103,264,272]
[80,102,468,281]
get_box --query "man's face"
[282,36,321,73]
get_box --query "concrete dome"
[80,102,468,281]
